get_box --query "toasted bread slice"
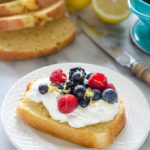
[0,16,76,61]
[17,81,126,148]
[0,0,65,32]
[0,0,58,17]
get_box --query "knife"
[78,16,150,85]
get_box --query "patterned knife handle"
[132,62,150,85]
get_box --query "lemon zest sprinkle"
[47,82,51,89]
[50,87,56,93]
[92,103,96,108]
[47,82,57,93]
[103,100,109,104]
[84,88,94,98]
[89,99,93,106]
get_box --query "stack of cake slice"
[0,0,76,60]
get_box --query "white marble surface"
[0,6,150,150]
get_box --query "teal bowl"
[128,0,150,54]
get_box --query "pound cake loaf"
[0,16,76,60]
[17,67,126,148]
[0,0,65,32]
[0,0,58,17]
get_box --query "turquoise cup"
[128,0,150,54]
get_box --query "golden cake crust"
[0,0,58,17]
[17,81,126,148]
[0,0,66,32]
[0,16,76,61]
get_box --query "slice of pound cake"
[0,0,58,17]
[17,67,126,148]
[0,16,76,60]
[0,0,65,32]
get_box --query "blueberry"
[83,80,89,88]
[73,85,86,98]
[64,81,73,89]
[59,80,77,93]
[70,67,86,74]
[86,72,94,79]
[58,81,72,94]
[102,89,118,104]
[71,72,85,84]
[69,67,86,80]
[78,98,90,108]
[38,84,49,95]
[92,89,102,100]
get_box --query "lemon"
[67,0,91,13]
[92,0,131,23]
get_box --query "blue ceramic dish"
[128,0,150,54]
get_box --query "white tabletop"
[0,6,150,150]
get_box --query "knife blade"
[77,16,150,85]
[77,16,136,68]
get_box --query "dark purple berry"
[73,85,86,98]
[86,72,94,79]
[92,89,102,100]
[83,80,89,88]
[78,98,90,108]
[102,89,118,104]
[38,84,49,95]
[71,72,85,84]
[69,67,86,80]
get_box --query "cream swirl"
[26,78,119,128]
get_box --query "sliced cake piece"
[0,0,65,32]
[17,80,126,148]
[0,0,58,17]
[0,16,76,60]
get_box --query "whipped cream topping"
[26,78,119,128]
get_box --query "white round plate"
[1,63,150,150]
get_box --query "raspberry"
[58,94,78,114]
[107,83,116,91]
[88,73,107,92]
[50,69,67,86]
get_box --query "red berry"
[88,73,107,92]
[50,69,67,86]
[58,94,78,114]
[107,83,116,90]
